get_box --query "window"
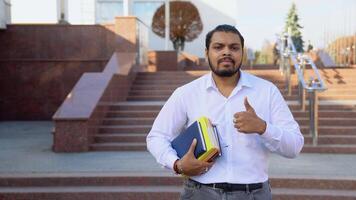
[96,0,123,23]
[133,1,163,26]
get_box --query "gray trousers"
[180,179,272,200]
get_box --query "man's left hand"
[233,97,266,135]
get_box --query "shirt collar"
[205,70,253,90]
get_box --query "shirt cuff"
[260,122,282,141]
[165,153,180,171]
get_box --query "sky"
[233,0,356,50]
[9,0,356,51]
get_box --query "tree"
[256,40,274,64]
[151,1,203,51]
[285,3,304,53]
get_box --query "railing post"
[279,37,284,74]
[285,58,292,96]
[299,57,306,111]
[308,79,319,146]
[282,33,292,96]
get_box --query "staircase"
[2,67,356,200]
[90,68,356,153]
[1,174,356,200]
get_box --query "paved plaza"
[1,121,356,180]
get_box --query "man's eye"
[231,46,240,51]
[213,46,222,50]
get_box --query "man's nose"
[222,47,231,56]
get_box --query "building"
[8,0,356,58]
[0,0,11,29]
[9,0,238,57]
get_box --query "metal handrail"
[276,33,327,146]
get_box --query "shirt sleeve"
[146,87,187,170]
[260,85,304,158]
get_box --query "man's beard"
[208,57,241,77]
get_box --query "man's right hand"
[176,139,214,176]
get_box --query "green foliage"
[285,3,304,53]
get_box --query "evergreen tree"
[285,3,304,53]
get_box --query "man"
[147,24,304,200]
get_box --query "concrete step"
[125,95,356,101]
[105,110,356,119]
[325,86,356,90]
[101,103,356,112]
[90,143,146,151]
[302,144,356,154]
[102,118,154,126]
[132,77,293,83]
[1,175,356,190]
[97,125,356,135]
[1,175,356,199]
[131,85,181,90]
[105,110,159,118]
[318,95,356,100]
[101,116,356,126]
[128,89,302,96]
[129,90,175,96]
[126,95,299,101]
[292,110,356,118]
[272,188,356,200]
[129,87,356,100]
[98,125,151,134]
[2,187,356,200]
[94,134,356,145]
[128,88,355,97]
[91,143,356,153]
[300,126,356,135]
[104,104,163,111]
[94,133,146,143]
[304,135,356,145]
[131,82,297,91]
[296,117,356,126]
[0,186,180,200]
[322,89,356,94]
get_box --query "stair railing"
[276,33,327,146]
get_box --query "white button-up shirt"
[147,71,304,184]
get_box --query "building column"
[123,0,132,16]
[0,0,11,28]
[57,0,68,24]
[165,0,170,50]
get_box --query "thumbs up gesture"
[233,97,267,135]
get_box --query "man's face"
[206,31,243,77]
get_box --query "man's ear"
[205,48,208,59]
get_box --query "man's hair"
[205,24,245,50]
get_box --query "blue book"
[171,117,221,162]
[172,121,206,159]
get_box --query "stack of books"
[172,116,221,162]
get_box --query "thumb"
[187,138,197,156]
[244,97,255,112]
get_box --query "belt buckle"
[222,183,232,192]
[212,183,217,189]
[246,184,249,192]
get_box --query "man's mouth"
[218,57,235,65]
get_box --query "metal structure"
[277,33,327,146]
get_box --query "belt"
[189,179,263,192]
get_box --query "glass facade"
[96,0,123,23]
[133,1,163,26]
[96,0,163,25]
